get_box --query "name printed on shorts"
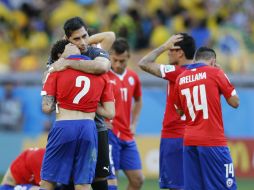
[179,72,206,85]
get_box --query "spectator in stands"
[0,82,23,132]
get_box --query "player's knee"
[129,174,144,188]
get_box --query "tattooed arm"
[138,46,166,78]
[48,55,110,74]
[138,34,183,78]
[42,95,56,114]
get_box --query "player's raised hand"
[48,58,69,73]
[162,34,183,50]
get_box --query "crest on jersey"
[226,178,233,188]
[164,65,175,73]
[128,76,135,86]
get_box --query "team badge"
[226,178,233,188]
[128,76,135,86]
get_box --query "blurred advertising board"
[1,134,254,178]
[136,136,254,178]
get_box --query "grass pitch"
[0,175,253,189]
[118,177,254,190]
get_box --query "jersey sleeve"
[216,69,236,99]
[41,72,57,96]
[160,65,182,82]
[173,77,183,110]
[89,47,110,60]
[100,74,115,102]
[133,74,142,99]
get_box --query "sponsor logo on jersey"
[164,65,175,73]
[109,80,116,85]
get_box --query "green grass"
[118,177,254,190]
[1,175,253,189]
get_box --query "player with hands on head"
[138,33,196,190]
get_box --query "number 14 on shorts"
[224,163,234,178]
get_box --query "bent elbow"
[227,95,240,109]
[139,65,146,71]
[138,61,151,73]
[95,62,110,74]
[138,60,145,70]
[102,62,110,73]
[107,109,115,120]
[107,32,116,41]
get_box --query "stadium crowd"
[0,0,254,73]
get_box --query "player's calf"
[124,170,144,190]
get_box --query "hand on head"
[162,34,183,50]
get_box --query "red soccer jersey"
[107,69,142,141]
[174,63,236,146]
[10,148,45,185]
[42,69,114,112]
[160,64,189,138]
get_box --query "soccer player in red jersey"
[45,17,116,190]
[40,39,115,190]
[106,38,143,190]
[138,33,195,190]
[0,148,45,190]
[174,47,239,190]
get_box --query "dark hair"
[63,17,88,38]
[111,37,130,54]
[50,40,69,62]
[175,33,196,59]
[194,46,216,61]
